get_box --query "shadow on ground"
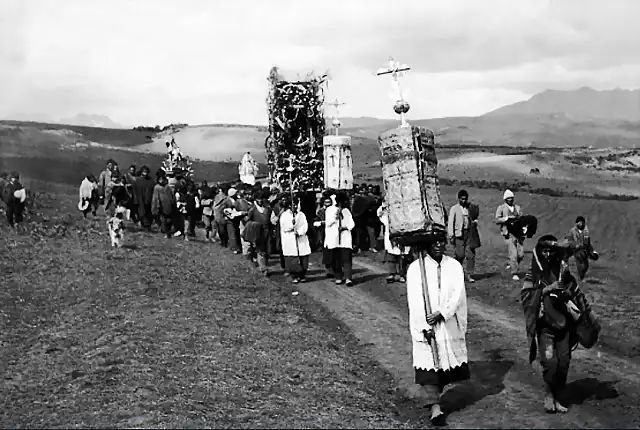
[472,271,499,281]
[440,349,515,415]
[559,378,620,406]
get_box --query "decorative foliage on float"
[265,67,327,191]
[161,137,194,178]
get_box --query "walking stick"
[418,250,442,369]
[286,155,301,259]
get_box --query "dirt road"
[275,253,640,428]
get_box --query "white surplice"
[324,205,355,249]
[279,209,311,257]
[377,206,409,256]
[406,254,468,371]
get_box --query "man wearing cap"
[495,189,524,281]
[406,227,470,426]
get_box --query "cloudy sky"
[1,0,639,126]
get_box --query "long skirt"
[284,255,309,278]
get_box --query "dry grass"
[0,185,423,429]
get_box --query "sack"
[575,309,601,349]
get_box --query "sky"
[2,0,640,127]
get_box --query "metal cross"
[376,57,411,127]
[327,97,346,136]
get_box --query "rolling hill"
[485,87,640,121]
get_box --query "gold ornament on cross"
[327,97,346,135]
[376,57,411,127]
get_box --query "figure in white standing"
[239,151,259,185]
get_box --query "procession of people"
[1,123,602,424]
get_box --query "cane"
[418,250,442,370]
[286,155,301,260]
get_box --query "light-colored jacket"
[448,203,469,238]
[324,205,355,249]
[495,202,522,237]
[279,209,311,256]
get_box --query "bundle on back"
[378,126,446,247]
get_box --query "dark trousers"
[160,214,173,237]
[216,220,229,246]
[575,257,589,280]
[227,221,240,252]
[453,229,476,276]
[285,255,310,279]
[6,203,24,226]
[332,247,353,280]
[138,203,153,229]
[538,329,571,396]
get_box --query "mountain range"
[4,87,640,149]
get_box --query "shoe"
[292,278,300,284]
[298,277,306,283]
[345,279,353,287]
[467,276,475,283]
[512,275,520,281]
[386,275,395,284]
[335,279,345,285]
[370,248,379,253]
[173,231,182,237]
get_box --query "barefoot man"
[406,227,470,425]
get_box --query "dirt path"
[281,255,640,428]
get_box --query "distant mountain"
[58,113,123,129]
[484,87,640,121]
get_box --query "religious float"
[265,66,327,192]
[323,98,353,191]
[238,151,259,185]
[161,137,194,178]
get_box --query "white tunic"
[279,209,311,257]
[406,254,468,371]
[324,205,355,249]
[377,206,409,256]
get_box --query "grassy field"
[2,119,640,426]
[0,182,428,429]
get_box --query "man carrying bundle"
[495,189,525,280]
[406,226,470,426]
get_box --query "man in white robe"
[239,152,258,185]
[324,192,356,286]
[279,196,311,283]
[406,228,470,425]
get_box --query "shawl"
[406,254,468,370]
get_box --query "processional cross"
[376,57,411,127]
[327,97,346,136]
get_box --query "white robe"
[279,209,311,257]
[324,205,355,249]
[377,206,409,256]
[406,254,468,371]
